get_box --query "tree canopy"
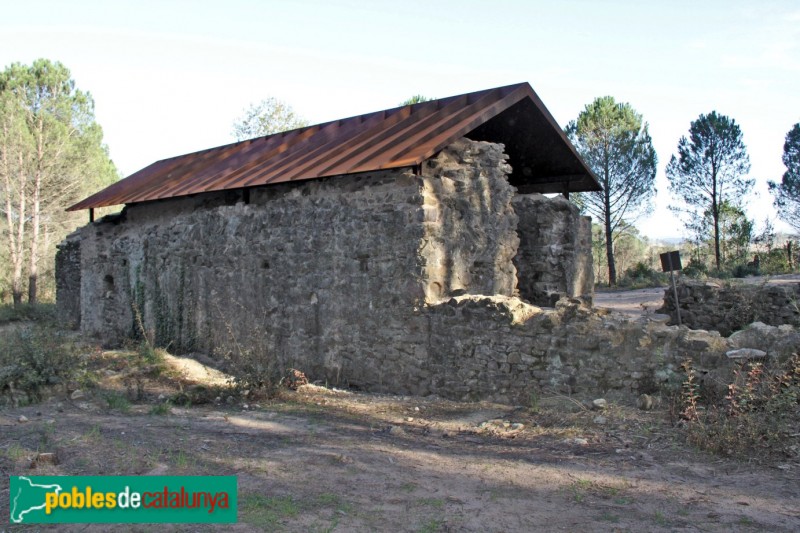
[0,59,118,304]
[666,111,752,271]
[768,122,800,233]
[566,96,657,286]
[231,97,309,141]
[399,95,434,106]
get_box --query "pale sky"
[1,0,798,239]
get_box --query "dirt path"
[593,274,800,318]
[593,287,666,317]
[2,386,798,532]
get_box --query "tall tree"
[566,96,657,286]
[231,97,309,141]
[666,112,752,271]
[768,123,800,232]
[0,59,118,305]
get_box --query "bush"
[0,303,56,324]
[760,249,792,275]
[731,263,760,278]
[678,356,800,460]
[617,262,668,288]
[0,325,81,404]
[681,258,708,279]
[707,268,732,280]
[212,304,283,397]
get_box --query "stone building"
[57,82,603,402]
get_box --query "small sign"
[660,251,682,273]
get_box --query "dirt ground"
[1,349,799,532]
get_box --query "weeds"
[124,303,167,400]
[149,401,171,415]
[678,355,800,459]
[215,302,281,396]
[241,494,300,527]
[0,303,56,324]
[680,359,700,422]
[0,324,81,405]
[104,392,131,412]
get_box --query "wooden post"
[668,253,682,326]
[89,208,95,223]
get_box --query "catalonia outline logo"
[9,475,237,524]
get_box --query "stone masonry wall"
[75,168,428,390]
[422,297,800,404]
[420,139,519,302]
[660,279,800,336]
[55,234,81,329]
[58,137,750,405]
[513,194,593,306]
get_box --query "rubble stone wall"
[513,194,593,306]
[660,280,800,336]
[57,137,752,405]
[423,297,800,404]
[55,235,82,329]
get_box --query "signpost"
[660,251,682,326]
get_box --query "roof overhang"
[68,82,600,211]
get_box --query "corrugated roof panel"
[68,82,600,211]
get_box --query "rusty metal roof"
[68,82,600,211]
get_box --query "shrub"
[618,262,668,288]
[678,355,800,460]
[731,263,760,278]
[213,303,282,397]
[0,303,56,324]
[0,325,81,404]
[760,248,792,275]
[681,258,708,279]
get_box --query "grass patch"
[83,424,101,441]
[0,303,56,324]
[241,494,300,529]
[416,518,444,533]
[5,442,27,461]
[173,450,191,469]
[104,392,131,412]
[568,478,631,504]
[416,497,445,509]
[653,510,668,526]
[401,482,417,493]
[149,401,171,415]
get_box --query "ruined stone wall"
[74,168,429,389]
[420,139,519,301]
[660,280,800,336]
[421,297,800,404]
[62,137,676,404]
[513,194,593,306]
[55,234,81,329]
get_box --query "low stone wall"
[660,280,800,336]
[421,297,800,404]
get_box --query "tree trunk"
[603,145,616,286]
[28,117,44,305]
[2,130,27,308]
[605,210,616,286]
[28,178,41,304]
